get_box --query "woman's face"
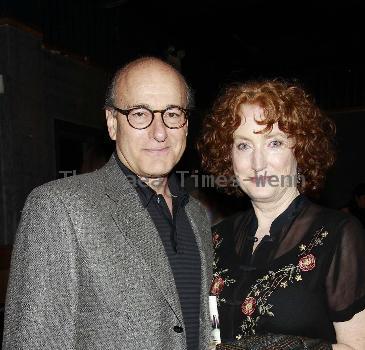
[232,104,298,203]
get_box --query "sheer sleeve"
[326,216,365,321]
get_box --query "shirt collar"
[270,194,307,239]
[247,194,307,240]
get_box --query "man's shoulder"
[186,194,204,211]
[27,167,111,208]
[184,195,210,224]
[37,169,104,194]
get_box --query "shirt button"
[173,325,183,333]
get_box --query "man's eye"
[131,110,149,118]
[166,112,179,118]
[165,108,183,118]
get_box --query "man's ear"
[105,109,117,141]
[185,120,188,137]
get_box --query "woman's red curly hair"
[197,80,336,195]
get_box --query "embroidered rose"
[241,297,257,316]
[212,233,220,246]
[211,277,225,295]
[299,254,316,272]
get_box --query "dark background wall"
[0,24,109,245]
[0,0,365,246]
[324,110,365,207]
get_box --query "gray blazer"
[3,155,213,350]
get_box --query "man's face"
[106,64,188,178]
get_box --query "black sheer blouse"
[211,195,365,343]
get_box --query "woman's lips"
[248,175,274,183]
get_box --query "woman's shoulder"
[304,200,365,244]
[308,201,363,228]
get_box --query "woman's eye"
[237,143,250,151]
[269,140,283,148]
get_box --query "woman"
[198,80,365,349]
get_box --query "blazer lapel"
[185,201,211,299]
[185,200,212,348]
[102,156,183,323]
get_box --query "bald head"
[105,57,193,109]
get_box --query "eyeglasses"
[112,105,189,130]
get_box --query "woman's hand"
[333,309,365,350]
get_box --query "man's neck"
[140,176,169,196]
[142,176,173,214]
[115,150,170,196]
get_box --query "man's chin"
[141,173,169,180]
[134,157,180,180]
[138,167,172,180]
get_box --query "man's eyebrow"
[165,104,185,109]
[123,103,184,110]
[123,103,150,109]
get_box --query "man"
[3,57,212,350]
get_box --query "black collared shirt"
[115,153,201,350]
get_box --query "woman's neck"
[252,188,300,230]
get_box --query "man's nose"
[252,148,267,172]
[150,112,168,142]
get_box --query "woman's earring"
[297,169,302,185]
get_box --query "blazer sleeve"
[2,186,78,350]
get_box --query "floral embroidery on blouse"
[211,231,236,304]
[236,227,329,339]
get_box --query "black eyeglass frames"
[111,105,189,130]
